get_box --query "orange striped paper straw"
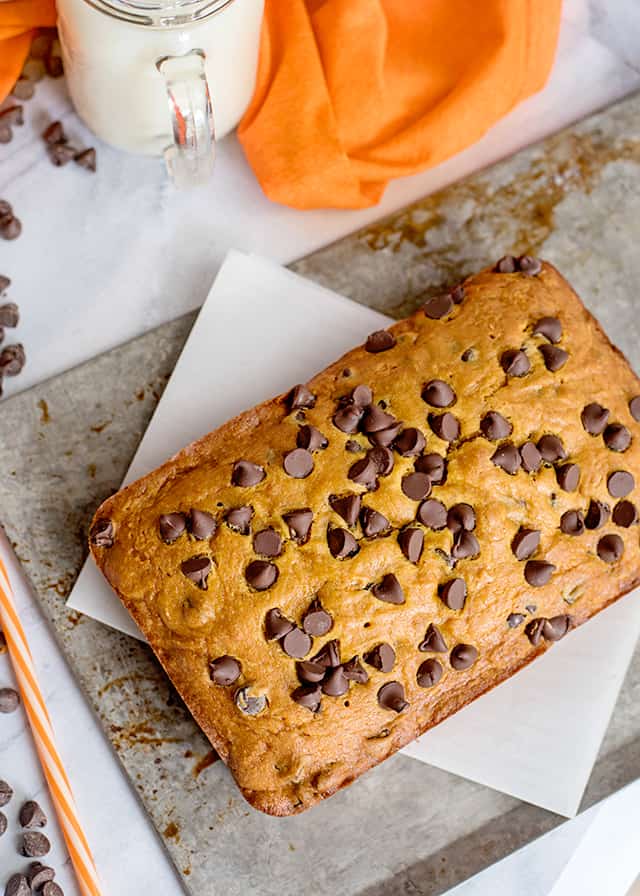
[0,529,102,896]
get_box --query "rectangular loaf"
[90,259,640,815]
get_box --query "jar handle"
[156,49,215,188]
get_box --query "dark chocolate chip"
[446,503,476,533]
[0,780,13,807]
[329,494,361,527]
[345,439,363,453]
[234,687,267,716]
[438,578,467,610]
[253,527,283,557]
[360,506,390,538]
[518,255,542,275]
[348,456,378,489]
[282,627,312,659]
[525,604,537,614]
[398,527,424,563]
[377,681,408,712]
[461,347,476,362]
[0,810,7,835]
[422,380,456,408]
[539,344,568,372]
[343,656,369,683]
[416,658,443,688]
[296,660,326,684]
[556,463,580,492]
[364,643,395,673]
[491,442,521,475]
[417,498,447,529]
[585,500,610,530]
[158,512,186,543]
[181,555,211,588]
[311,639,340,668]
[75,147,96,172]
[333,403,364,434]
[297,425,328,452]
[394,427,426,457]
[0,342,25,375]
[511,527,541,559]
[327,527,359,559]
[507,613,525,628]
[5,875,30,896]
[612,500,638,527]
[429,412,460,442]
[495,255,518,273]
[283,447,314,478]
[367,423,402,448]
[245,559,279,590]
[419,623,447,652]
[209,655,241,686]
[291,685,321,711]
[450,643,478,670]
[520,441,543,473]
[533,316,562,343]
[629,396,640,422]
[537,435,567,463]
[371,573,405,605]
[604,423,631,452]
[21,831,50,857]
[451,530,480,560]
[0,688,19,713]
[414,453,447,484]
[365,330,396,353]
[526,617,547,646]
[286,383,316,411]
[368,445,394,475]
[0,274,11,293]
[480,411,512,440]
[188,509,216,540]
[361,404,397,434]
[402,472,432,501]
[43,121,65,144]
[226,505,253,534]
[351,385,373,406]
[451,284,466,304]
[524,560,555,587]
[282,508,313,543]
[231,460,265,487]
[322,666,349,697]
[608,470,635,498]
[501,349,530,377]
[302,598,333,636]
[264,608,294,641]
[27,865,55,890]
[597,533,624,563]
[19,800,46,829]
[423,294,453,319]
[542,615,571,641]
[581,403,609,435]
[560,510,585,536]
[90,518,114,548]
[47,142,76,166]
[0,302,19,328]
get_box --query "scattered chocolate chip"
[450,643,478,670]
[322,666,349,697]
[419,623,447,652]
[19,800,47,829]
[333,403,364,434]
[0,812,5,836]
[520,441,543,473]
[327,527,359,559]
[402,472,431,501]
[368,445,395,475]
[414,453,447,484]
[234,687,267,716]
[429,412,460,442]
[597,533,624,563]
[608,470,635,498]
[0,200,13,218]
[0,125,11,145]
[495,255,518,273]
[423,294,453,319]
[302,598,333,636]
[209,656,241,686]
[537,435,567,463]
[417,498,447,530]
[556,463,580,492]
[282,508,313,543]
[22,831,50,857]
[480,411,512,440]
[0,780,13,807]
[282,627,312,659]
[232,460,265,487]
[0,343,26,375]
[446,503,476,533]
[360,506,390,538]
[226,505,253,534]
[27,865,55,890]
[367,422,402,448]
[297,425,327,452]
[345,439,363,453]
[491,442,521,475]
[539,344,568,372]
[329,494,361,527]
[90,518,114,548]
[398,527,424,563]
[74,148,96,172]
[518,255,543,275]
[377,681,408,712]
[158,512,186,543]
[422,380,456,408]
[311,639,340,668]
[365,330,396,353]
[451,530,480,560]
[343,656,369,683]
[416,658,443,688]
[0,214,21,240]
[283,447,314,478]
[438,578,467,611]
[42,121,64,144]
[348,456,378,489]
[507,613,525,628]
[245,559,278,590]
[560,510,585,536]
[524,560,555,587]
[296,660,326,684]
[0,303,19,328]
[47,142,76,167]
[253,527,283,558]
[364,643,395,672]
[0,275,10,294]
[585,500,610,529]
[612,500,638,527]
[5,875,30,896]
[542,615,571,641]
[394,427,426,456]
[291,685,321,711]
[581,403,609,435]
[188,509,216,540]
[604,423,631,452]
[629,396,640,422]
[501,349,530,377]
[511,528,541,560]
[533,316,562,343]
[371,573,405,605]
[264,608,294,641]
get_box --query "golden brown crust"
[90,262,640,816]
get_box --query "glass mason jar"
[56,0,264,186]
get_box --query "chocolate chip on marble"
[360,506,390,538]
[367,422,402,448]
[343,656,369,683]
[415,658,443,689]
[537,435,567,463]
[398,527,424,563]
[19,800,47,829]
[394,427,426,457]
[402,472,432,501]
[491,443,521,475]
[158,512,186,543]
[282,508,313,543]
[364,643,396,673]
[311,639,340,668]
[422,380,456,408]
[0,302,19,328]
[327,527,359,559]
[585,499,610,530]
[604,423,631,452]
[629,396,640,422]
[480,411,512,440]
[348,456,378,490]
[419,623,447,652]
[245,559,279,590]
[333,403,364,434]
[612,500,638,527]
[302,598,333,636]
[423,294,453,319]
[345,439,363,453]
[181,556,211,588]
[414,453,447,484]
[234,687,267,716]
[209,655,241,686]
[5,875,30,896]
[438,578,467,611]
[0,780,13,806]
[518,255,543,275]
[282,627,312,659]
[533,316,562,343]
[450,643,478,671]
[296,660,326,684]
[495,255,518,273]
[365,330,396,353]
[451,530,480,560]
[377,681,408,712]
[297,424,328,452]
[329,493,361,527]
[22,831,50,857]
[253,527,283,558]
[368,445,395,476]
[524,560,555,587]
[283,447,314,478]
[188,509,217,540]
[232,460,265,487]
[264,608,294,641]
[539,344,568,372]
[507,613,525,628]
[322,666,349,697]
[291,685,322,712]
[27,865,55,890]
[429,412,460,442]
[511,528,541,560]
[542,615,571,641]
[520,441,542,473]
[597,533,624,563]
[560,510,585,536]
[501,349,530,377]
[0,343,25,375]
[371,573,405,605]
[608,470,635,498]
[446,503,476,533]
[89,518,114,548]
[417,498,447,530]
[556,463,580,492]
[361,405,397,435]
[286,383,316,412]
[581,403,609,435]
[226,505,253,534]
[351,384,373,406]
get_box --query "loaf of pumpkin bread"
[90,258,640,815]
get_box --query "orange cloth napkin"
[1,0,561,210]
